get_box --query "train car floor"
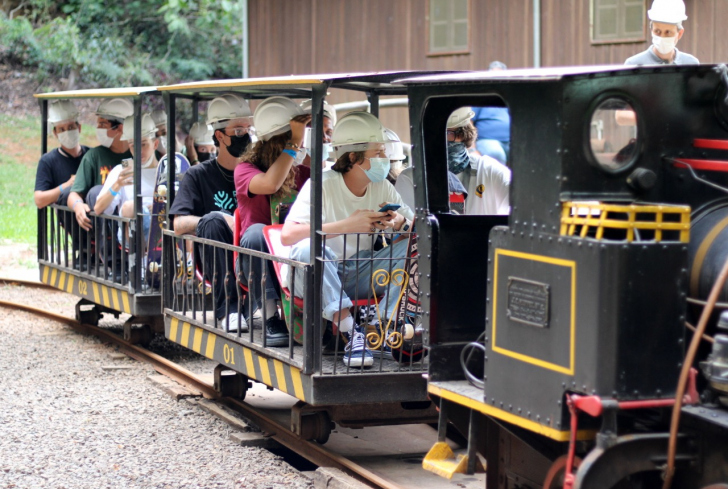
[176,311,428,375]
[220,380,486,488]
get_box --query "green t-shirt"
[70,146,132,197]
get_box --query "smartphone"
[378,203,401,213]
[121,158,133,169]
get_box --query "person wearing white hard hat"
[68,97,133,232]
[383,128,407,185]
[94,114,159,244]
[34,99,89,210]
[170,93,254,333]
[448,107,510,215]
[232,96,312,346]
[282,111,414,368]
[184,122,217,165]
[299,99,337,169]
[394,118,469,213]
[625,0,698,66]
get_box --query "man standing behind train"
[67,98,134,231]
[170,94,253,333]
[34,100,88,210]
[625,0,698,66]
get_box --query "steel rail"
[0,281,402,489]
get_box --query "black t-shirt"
[34,146,89,192]
[169,158,237,219]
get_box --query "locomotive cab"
[403,66,728,488]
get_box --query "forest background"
[0,0,244,252]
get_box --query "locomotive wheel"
[543,455,582,489]
[299,410,333,444]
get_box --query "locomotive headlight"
[589,97,640,173]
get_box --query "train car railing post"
[133,97,143,293]
[306,84,328,375]
[38,99,48,264]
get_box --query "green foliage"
[0,0,244,87]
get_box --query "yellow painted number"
[79,281,88,295]
[223,344,236,365]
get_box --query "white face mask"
[57,129,80,149]
[652,34,678,55]
[96,128,115,148]
[158,135,167,150]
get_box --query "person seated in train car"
[298,99,337,170]
[67,98,134,232]
[170,93,254,333]
[384,128,407,185]
[34,100,89,210]
[281,111,414,368]
[185,122,217,166]
[625,0,698,66]
[93,114,159,246]
[447,107,511,215]
[233,96,312,347]
[150,109,185,161]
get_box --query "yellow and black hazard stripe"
[166,316,308,402]
[40,264,132,314]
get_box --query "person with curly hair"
[234,96,312,346]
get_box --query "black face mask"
[197,151,214,163]
[224,133,251,158]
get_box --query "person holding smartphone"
[282,111,413,368]
[95,113,159,242]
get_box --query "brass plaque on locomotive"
[506,277,550,328]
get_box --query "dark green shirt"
[70,146,132,198]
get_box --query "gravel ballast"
[0,285,314,489]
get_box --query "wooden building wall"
[248,0,724,139]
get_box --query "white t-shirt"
[98,163,158,215]
[394,166,415,211]
[458,154,511,215]
[285,170,414,259]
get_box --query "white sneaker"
[222,313,248,333]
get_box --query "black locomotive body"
[404,66,728,488]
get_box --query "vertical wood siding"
[248,0,721,139]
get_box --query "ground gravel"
[0,285,314,489]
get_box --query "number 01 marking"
[223,344,236,365]
[79,281,88,295]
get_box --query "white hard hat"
[48,99,79,125]
[120,113,157,141]
[189,122,214,145]
[150,109,167,128]
[299,99,337,126]
[96,98,134,124]
[331,111,388,158]
[207,93,253,129]
[253,96,305,141]
[384,128,406,161]
[647,0,687,24]
[447,107,475,129]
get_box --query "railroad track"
[0,277,406,489]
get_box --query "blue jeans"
[116,206,150,245]
[289,237,409,321]
[476,139,509,165]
